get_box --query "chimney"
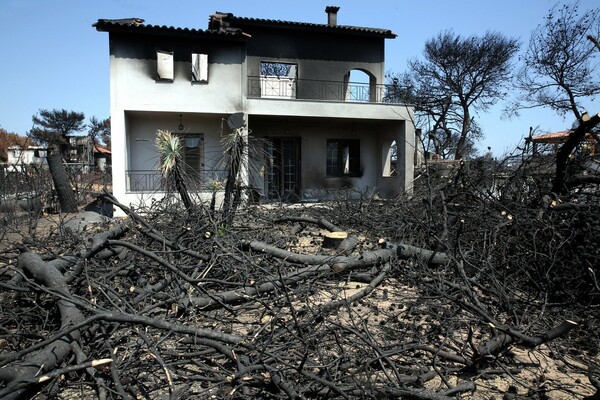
[325,6,340,26]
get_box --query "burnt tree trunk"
[47,152,78,213]
[552,112,600,195]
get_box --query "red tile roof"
[530,130,595,143]
[93,144,111,155]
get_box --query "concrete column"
[397,118,415,192]
[111,110,127,215]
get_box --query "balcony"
[247,76,405,104]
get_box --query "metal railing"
[126,170,163,192]
[126,169,228,192]
[247,76,405,104]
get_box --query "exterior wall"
[244,28,386,84]
[108,33,247,213]
[125,112,225,174]
[6,147,47,165]
[109,33,246,114]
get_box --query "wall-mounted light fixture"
[178,114,184,131]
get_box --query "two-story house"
[93,6,414,210]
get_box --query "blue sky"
[1,0,598,156]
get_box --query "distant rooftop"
[530,130,595,144]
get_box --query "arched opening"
[381,139,397,177]
[344,69,376,102]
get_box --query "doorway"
[264,137,300,201]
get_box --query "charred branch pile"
[1,155,600,399]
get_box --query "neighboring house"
[4,146,47,172]
[64,135,94,165]
[93,144,112,172]
[61,136,112,170]
[6,146,47,165]
[525,130,600,177]
[93,6,414,210]
[528,130,598,156]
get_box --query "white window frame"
[157,50,174,81]
[192,53,208,83]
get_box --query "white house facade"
[6,146,47,165]
[94,7,414,212]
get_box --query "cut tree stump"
[322,231,348,249]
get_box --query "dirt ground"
[1,200,599,399]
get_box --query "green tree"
[88,116,111,148]
[396,31,519,159]
[29,109,85,152]
[28,109,84,213]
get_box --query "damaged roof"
[92,18,248,40]
[93,9,396,40]
[212,12,397,38]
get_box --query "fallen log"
[275,216,342,232]
[182,240,448,309]
[0,251,85,400]
[242,240,449,269]
[337,235,359,255]
[477,320,579,358]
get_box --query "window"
[260,62,296,78]
[260,62,297,98]
[179,134,204,182]
[191,53,208,83]
[326,139,360,177]
[156,50,174,81]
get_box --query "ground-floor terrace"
[112,111,413,212]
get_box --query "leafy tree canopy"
[29,109,85,150]
[88,116,111,148]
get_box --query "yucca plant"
[221,127,246,225]
[156,129,194,211]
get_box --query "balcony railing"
[127,170,163,192]
[126,169,227,192]
[247,76,405,104]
